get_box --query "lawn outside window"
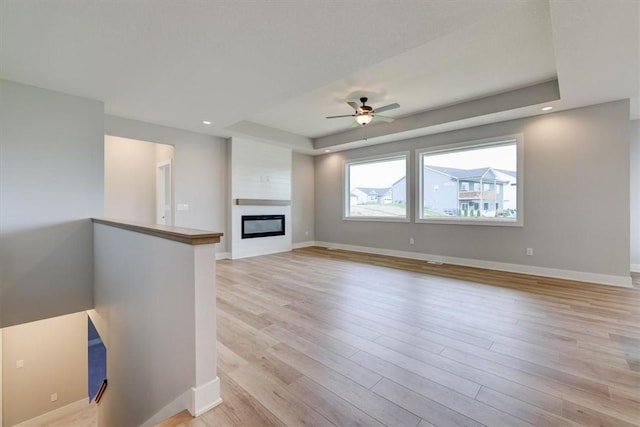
[417,135,523,226]
[344,152,409,222]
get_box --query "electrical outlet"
[526,248,534,256]
[409,238,415,245]
[50,393,58,402]
[16,359,24,369]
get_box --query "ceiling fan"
[326,97,399,126]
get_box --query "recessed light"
[324,149,331,153]
[202,120,212,125]
[541,106,553,111]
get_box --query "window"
[345,153,408,220]
[418,135,521,225]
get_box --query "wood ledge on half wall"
[235,198,291,206]
[92,218,223,245]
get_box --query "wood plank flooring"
[162,247,640,427]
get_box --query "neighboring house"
[494,168,518,210]
[421,167,460,215]
[391,176,406,204]
[351,187,392,204]
[422,165,514,216]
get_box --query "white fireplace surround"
[231,205,291,259]
[230,137,293,259]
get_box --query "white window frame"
[343,152,410,222]
[416,134,523,227]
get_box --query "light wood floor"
[33,403,97,427]
[162,247,640,427]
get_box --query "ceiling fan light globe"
[356,114,373,126]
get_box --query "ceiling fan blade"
[374,115,395,123]
[347,101,360,111]
[326,114,356,119]
[373,103,400,113]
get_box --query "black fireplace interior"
[242,214,285,239]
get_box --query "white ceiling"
[251,1,557,139]
[1,0,638,154]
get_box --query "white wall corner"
[631,264,640,273]
[314,241,633,288]
[216,252,231,260]
[190,377,222,417]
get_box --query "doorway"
[104,136,175,225]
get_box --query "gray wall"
[631,119,639,270]
[315,101,630,278]
[292,152,315,243]
[104,115,228,253]
[0,80,104,327]
[2,312,87,426]
[92,224,196,427]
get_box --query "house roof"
[354,187,392,197]
[425,165,515,182]
[495,168,517,178]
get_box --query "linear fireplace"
[241,214,285,239]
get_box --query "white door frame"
[156,161,173,225]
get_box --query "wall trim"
[313,241,633,288]
[292,241,317,249]
[216,252,231,260]
[139,377,222,425]
[191,377,222,417]
[14,398,90,427]
[231,247,292,260]
[631,264,640,273]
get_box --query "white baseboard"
[14,398,90,427]
[226,242,314,258]
[292,241,317,249]
[631,264,640,273]
[231,247,292,260]
[140,377,222,426]
[191,377,222,417]
[313,241,633,288]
